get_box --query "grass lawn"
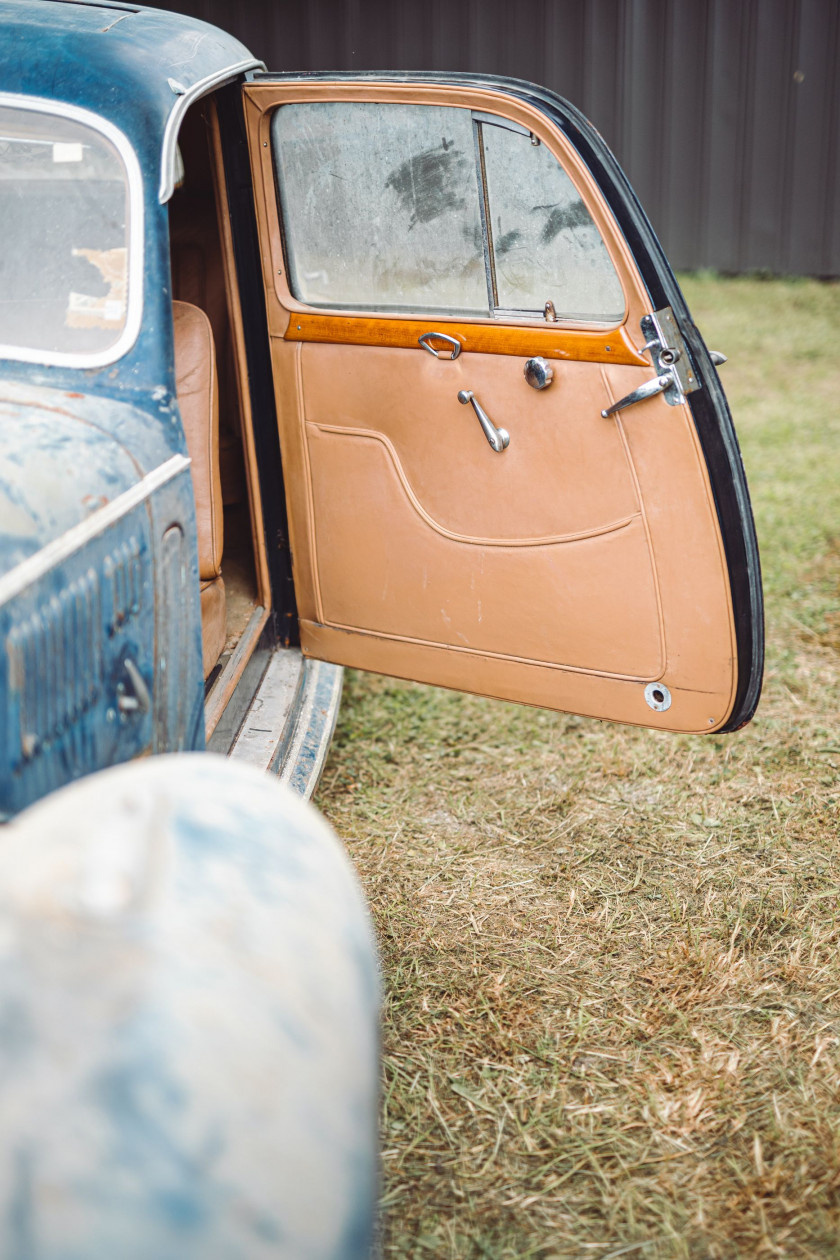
[316,275,840,1259]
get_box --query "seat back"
[172,300,223,579]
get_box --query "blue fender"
[0,756,379,1259]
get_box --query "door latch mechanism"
[601,307,710,418]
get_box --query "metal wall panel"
[162,0,839,274]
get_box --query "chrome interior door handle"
[458,390,510,452]
[601,374,671,418]
[419,331,462,360]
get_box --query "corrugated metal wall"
[159,0,840,275]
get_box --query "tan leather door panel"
[300,343,662,677]
[242,79,759,735]
[302,344,640,538]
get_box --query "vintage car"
[0,0,764,1253]
[0,1,763,817]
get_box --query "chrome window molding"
[158,58,264,203]
[0,454,190,608]
[0,92,145,371]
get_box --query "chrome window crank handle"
[457,390,510,452]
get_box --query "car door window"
[272,102,488,315]
[271,102,625,324]
[480,119,625,321]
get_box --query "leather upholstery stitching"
[308,422,641,548]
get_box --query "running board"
[228,647,343,799]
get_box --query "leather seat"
[170,204,246,506]
[172,300,226,677]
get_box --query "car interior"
[167,100,270,739]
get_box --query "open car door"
[240,74,763,735]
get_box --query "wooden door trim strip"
[285,312,648,366]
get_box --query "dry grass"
[316,275,840,1258]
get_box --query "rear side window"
[272,101,625,324]
[0,101,137,364]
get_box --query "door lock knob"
[524,357,554,390]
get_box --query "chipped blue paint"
[0,388,205,814]
[0,397,145,570]
[1,501,156,815]
[0,756,380,1260]
[0,4,262,813]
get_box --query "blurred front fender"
[0,755,379,1260]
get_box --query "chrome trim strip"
[158,58,265,202]
[0,454,190,607]
[272,657,344,800]
[0,93,144,371]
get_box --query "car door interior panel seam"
[304,429,664,678]
[306,423,642,549]
[303,618,666,684]
[599,366,669,679]
[300,620,732,735]
[600,364,736,709]
[293,338,326,627]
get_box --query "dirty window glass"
[272,103,489,315]
[0,106,130,358]
[481,122,625,321]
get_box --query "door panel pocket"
[307,426,663,678]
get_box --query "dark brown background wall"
[159,0,840,275]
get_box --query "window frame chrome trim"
[0,92,145,371]
[158,58,264,203]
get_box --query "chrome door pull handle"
[458,389,510,452]
[601,374,671,418]
[603,309,724,420]
[419,331,462,360]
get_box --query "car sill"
[228,648,343,800]
[204,604,271,739]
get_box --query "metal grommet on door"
[644,682,672,712]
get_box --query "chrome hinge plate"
[640,307,699,405]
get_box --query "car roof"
[0,1,262,200]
